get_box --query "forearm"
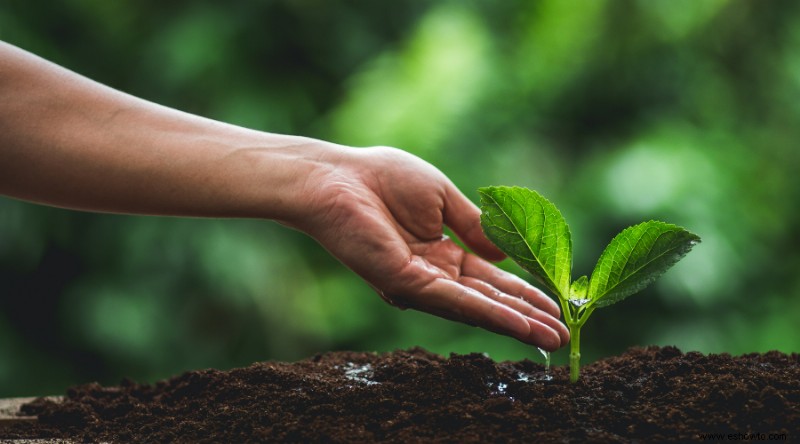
[0,41,331,222]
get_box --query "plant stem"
[569,325,581,383]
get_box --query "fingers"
[458,277,570,350]
[442,184,505,262]
[398,278,566,351]
[462,254,562,319]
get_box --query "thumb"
[443,183,505,261]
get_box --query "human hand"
[291,146,570,351]
[0,42,553,351]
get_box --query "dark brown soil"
[3,346,798,443]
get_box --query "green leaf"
[570,275,588,300]
[588,221,700,308]
[478,186,572,299]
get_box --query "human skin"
[0,41,569,350]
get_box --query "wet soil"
[2,346,798,443]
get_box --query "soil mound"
[3,346,799,442]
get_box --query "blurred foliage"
[1,0,799,396]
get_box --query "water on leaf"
[568,298,591,308]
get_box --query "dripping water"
[537,347,553,381]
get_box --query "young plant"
[478,186,700,383]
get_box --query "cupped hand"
[293,146,569,351]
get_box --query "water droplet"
[568,298,591,308]
[487,380,512,396]
[340,362,380,386]
[538,347,552,380]
[497,382,508,394]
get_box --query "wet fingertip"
[541,303,563,322]
[535,336,560,353]
[546,329,563,352]
[548,318,570,349]
[523,319,561,352]
[538,295,561,317]
[560,326,571,347]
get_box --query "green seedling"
[478,186,700,383]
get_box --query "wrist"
[229,134,344,225]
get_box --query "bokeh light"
[1,0,798,397]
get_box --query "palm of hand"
[299,147,569,350]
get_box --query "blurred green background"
[2,0,799,397]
